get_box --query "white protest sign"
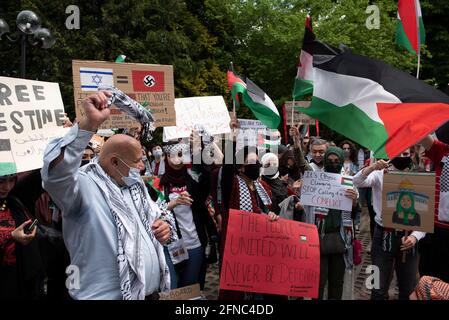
[0,76,67,175]
[163,96,231,141]
[236,118,280,151]
[300,171,354,211]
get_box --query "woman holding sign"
[302,147,358,300]
[218,116,280,300]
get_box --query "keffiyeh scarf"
[98,85,156,142]
[236,175,271,212]
[81,159,170,300]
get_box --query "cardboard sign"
[0,76,67,175]
[284,101,315,125]
[159,284,202,300]
[163,96,231,141]
[300,171,354,211]
[72,60,175,129]
[382,171,435,233]
[220,210,320,298]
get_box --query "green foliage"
[1,0,448,146]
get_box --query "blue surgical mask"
[116,157,142,186]
[153,150,163,159]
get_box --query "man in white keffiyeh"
[42,91,172,300]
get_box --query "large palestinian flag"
[396,0,425,56]
[295,28,449,159]
[227,63,280,129]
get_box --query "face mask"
[391,157,412,171]
[80,160,90,167]
[116,158,142,186]
[142,156,147,162]
[243,162,261,180]
[153,150,163,159]
[311,159,323,167]
[343,150,351,159]
[325,162,342,173]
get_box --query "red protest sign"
[219,209,320,298]
[132,70,165,92]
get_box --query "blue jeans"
[175,246,204,289]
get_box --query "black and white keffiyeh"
[163,143,190,156]
[81,159,170,300]
[98,85,156,142]
[236,175,271,212]
[439,156,449,222]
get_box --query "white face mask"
[115,157,141,186]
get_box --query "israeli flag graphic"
[80,67,114,91]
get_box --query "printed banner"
[220,210,320,298]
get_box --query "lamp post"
[0,10,56,78]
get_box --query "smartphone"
[25,219,39,234]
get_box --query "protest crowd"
[2,2,449,303]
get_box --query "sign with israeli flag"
[80,67,114,91]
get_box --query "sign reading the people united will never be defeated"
[220,210,320,298]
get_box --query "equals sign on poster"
[116,75,128,84]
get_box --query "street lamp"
[0,10,56,78]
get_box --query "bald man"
[41,91,171,300]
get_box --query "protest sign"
[159,284,202,300]
[236,118,280,151]
[72,60,175,129]
[382,171,435,233]
[220,209,320,298]
[300,171,354,211]
[163,96,231,141]
[0,76,67,175]
[284,101,315,125]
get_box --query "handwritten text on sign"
[0,77,67,175]
[300,171,354,211]
[163,96,231,141]
[220,210,320,298]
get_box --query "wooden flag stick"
[402,230,409,263]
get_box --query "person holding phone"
[0,173,44,299]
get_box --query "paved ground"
[203,208,399,300]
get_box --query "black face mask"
[325,163,343,173]
[391,157,412,170]
[80,160,90,167]
[243,162,261,180]
[311,159,323,167]
[343,150,351,159]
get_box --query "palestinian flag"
[227,63,280,129]
[295,22,449,159]
[396,0,425,56]
[227,62,245,108]
[341,176,353,187]
[296,46,449,159]
[292,15,314,100]
[292,15,338,100]
[145,177,165,202]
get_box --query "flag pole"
[416,53,421,79]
